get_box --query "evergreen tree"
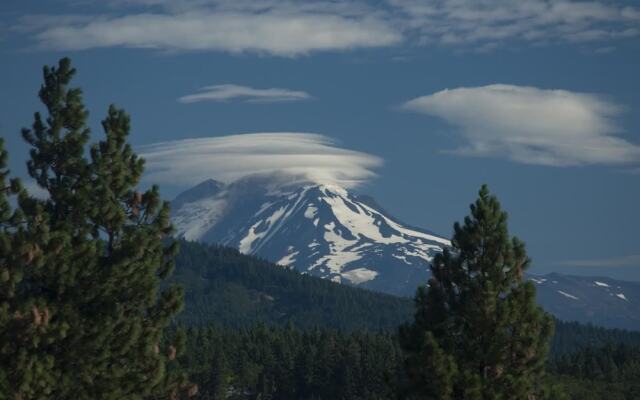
[0,138,46,396]
[400,185,555,400]
[0,139,55,398]
[0,58,194,399]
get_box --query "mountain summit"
[171,176,449,296]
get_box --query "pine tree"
[0,58,194,399]
[0,137,57,398]
[400,185,555,400]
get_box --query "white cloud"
[402,84,640,166]
[178,84,312,104]
[389,0,640,49]
[138,133,382,188]
[24,1,401,56]
[17,0,639,54]
[558,254,640,268]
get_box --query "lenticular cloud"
[139,133,382,188]
[402,84,640,166]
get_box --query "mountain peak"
[171,178,225,211]
[171,178,449,296]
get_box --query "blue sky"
[2,0,640,280]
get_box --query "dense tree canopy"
[179,324,404,400]
[0,58,192,399]
[171,240,413,331]
[177,322,640,400]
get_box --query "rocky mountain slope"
[171,176,449,296]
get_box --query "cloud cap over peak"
[139,133,383,188]
[402,84,640,166]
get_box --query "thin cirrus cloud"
[389,0,640,50]
[401,84,640,167]
[138,133,383,188]
[558,254,640,268]
[13,0,640,55]
[178,84,312,104]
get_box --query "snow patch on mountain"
[239,206,287,253]
[558,290,579,300]
[277,247,299,266]
[172,196,228,241]
[342,268,379,284]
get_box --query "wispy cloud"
[14,0,640,55]
[20,1,401,56]
[138,133,383,188]
[558,254,640,268]
[389,0,640,50]
[401,84,640,166]
[178,84,312,104]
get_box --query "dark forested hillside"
[171,241,640,347]
[179,325,405,400]
[170,240,413,331]
[548,344,640,399]
[551,321,640,355]
[177,324,640,400]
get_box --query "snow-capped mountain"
[171,176,640,330]
[171,176,450,296]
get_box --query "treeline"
[549,344,640,399]
[178,324,640,400]
[551,321,640,355]
[179,324,404,400]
